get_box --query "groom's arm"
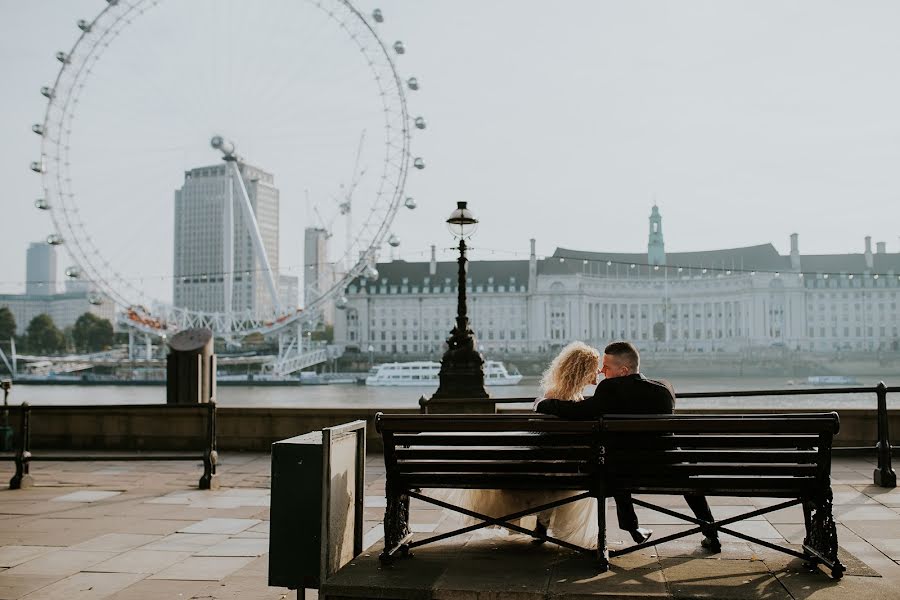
[535,395,602,420]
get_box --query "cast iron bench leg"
[380,486,412,564]
[597,496,609,572]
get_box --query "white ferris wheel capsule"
[404,197,416,209]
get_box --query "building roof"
[352,259,529,290]
[353,243,900,290]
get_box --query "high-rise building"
[173,162,280,319]
[26,242,56,296]
[303,227,335,323]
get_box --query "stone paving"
[0,453,898,599]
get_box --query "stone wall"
[7,405,898,454]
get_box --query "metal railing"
[419,381,897,488]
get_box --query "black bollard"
[873,381,896,488]
[0,380,12,451]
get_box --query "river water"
[7,376,899,410]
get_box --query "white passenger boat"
[365,360,523,386]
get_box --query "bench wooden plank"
[395,448,597,461]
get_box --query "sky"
[3,0,900,306]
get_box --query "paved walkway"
[0,454,898,599]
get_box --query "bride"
[441,341,601,548]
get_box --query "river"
[6,375,898,410]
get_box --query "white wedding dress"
[439,393,599,549]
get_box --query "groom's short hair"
[604,341,640,373]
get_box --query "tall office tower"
[303,227,334,323]
[26,241,57,296]
[173,162,280,319]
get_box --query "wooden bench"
[376,411,845,579]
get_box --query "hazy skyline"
[3,1,900,306]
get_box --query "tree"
[25,314,65,355]
[72,313,114,353]
[0,308,15,344]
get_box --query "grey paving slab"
[0,546,62,569]
[86,549,191,574]
[19,572,146,600]
[51,491,122,503]
[834,504,900,521]
[548,551,668,599]
[140,532,230,552]
[0,574,62,600]
[178,517,261,535]
[4,550,117,577]
[659,556,792,599]
[69,533,161,553]
[148,555,255,581]
[193,537,268,557]
[102,578,212,600]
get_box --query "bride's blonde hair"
[540,341,601,401]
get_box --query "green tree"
[72,313,114,353]
[25,314,65,355]
[0,308,15,344]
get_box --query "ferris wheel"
[31,0,423,340]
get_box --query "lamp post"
[0,380,11,451]
[432,202,489,400]
[367,344,374,370]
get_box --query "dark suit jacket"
[535,373,674,419]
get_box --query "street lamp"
[367,344,374,370]
[432,202,489,400]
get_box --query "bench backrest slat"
[377,412,838,497]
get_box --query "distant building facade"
[334,208,900,355]
[0,292,115,336]
[25,242,56,296]
[173,162,280,318]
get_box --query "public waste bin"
[268,421,366,593]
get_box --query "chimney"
[789,233,800,271]
[865,236,873,270]
[429,244,436,276]
[877,241,886,254]
[528,239,537,293]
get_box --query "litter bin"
[268,420,366,595]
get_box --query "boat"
[365,360,523,386]
[806,375,859,386]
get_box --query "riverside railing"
[419,381,897,488]
[3,402,218,491]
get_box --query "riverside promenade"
[0,453,899,599]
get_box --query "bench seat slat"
[395,461,596,474]
[395,448,597,461]
[606,435,820,449]
[392,433,594,447]
[609,463,819,477]
[380,418,598,434]
[606,450,820,464]
[603,418,837,434]
[400,473,594,490]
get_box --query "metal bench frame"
[376,411,845,579]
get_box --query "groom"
[534,341,721,552]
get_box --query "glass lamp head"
[446,201,478,239]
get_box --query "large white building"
[334,208,900,355]
[173,162,280,318]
